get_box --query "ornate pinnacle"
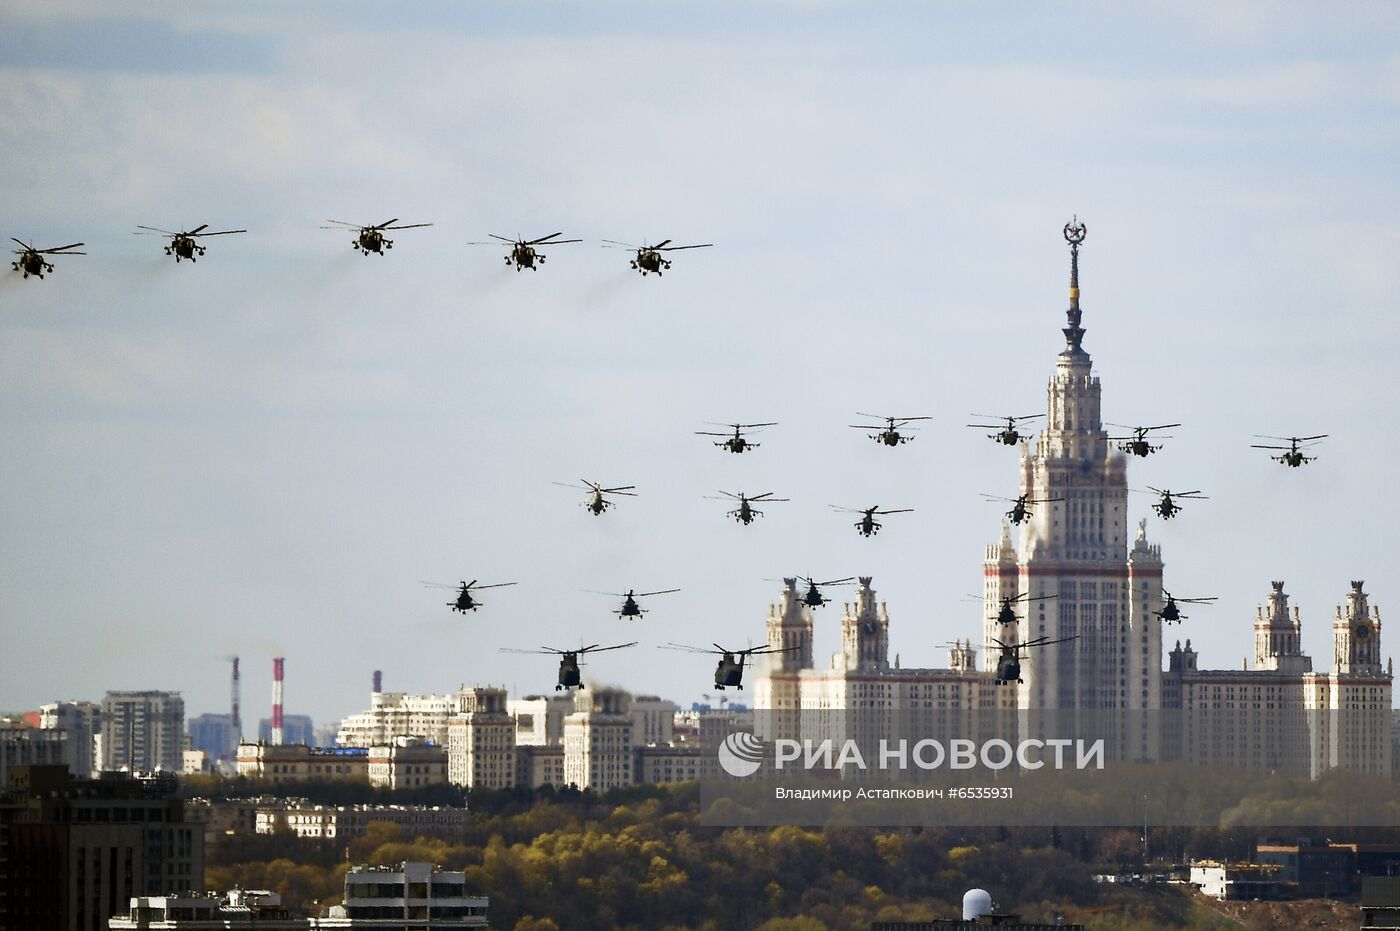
[1061,216,1087,354]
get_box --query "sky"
[1,2,1397,730]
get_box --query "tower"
[271,657,285,745]
[1334,581,1382,675]
[755,579,814,740]
[1254,582,1312,674]
[999,220,1158,740]
[841,577,889,671]
[982,521,1021,664]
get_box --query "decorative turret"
[842,577,889,672]
[767,578,813,672]
[1061,216,1088,362]
[983,521,1020,668]
[1334,580,1383,676]
[1168,638,1198,673]
[1254,581,1312,674]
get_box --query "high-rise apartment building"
[100,692,185,774]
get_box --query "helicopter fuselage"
[1007,501,1030,525]
[1155,496,1181,519]
[720,436,751,453]
[169,235,202,261]
[509,244,540,270]
[857,513,881,537]
[997,602,1018,625]
[1123,439,1155,457]
[14,252,49,278]
[452,592,479,613]
[995,653,1022,685]
[1158,599,1181,623]
[355,230,388,255]
[731,500,756,524]
[633,249,668,275]
[556,654,582,690]
[996,429,1021,445]
[715,654,745,689]
[618,595,643,618]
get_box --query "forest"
[194,780,1387,930]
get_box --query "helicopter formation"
[9,224,714,277]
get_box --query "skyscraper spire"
[1062,216,1087,358]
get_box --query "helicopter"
[981,493,1063,526]
[1143,486,1207,519]
[10,239,85,279]
[967,413,1043,446]
[585,588,681,619]
[849,413,932,446]
[553,480,637,515]
[601,238,713,276]
[791,576,856,609]
[473,232,582,271]
[985,591,1057,626]
[706,491,787,525]
[1106,423,1180,458]
[135,224,246,262]
[498,642,638,691]
[830,505,913,537]
[321,218,432,255]
[696,422,776,454]
[989,635,1078,685]
[1251,434,1327,467]
[659,642,798,690]
[420,579,518,613]
[1154,590,1218,624]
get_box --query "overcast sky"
[1,2,1397,730]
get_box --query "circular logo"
[717,732,765,778]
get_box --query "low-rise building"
[237,743,369,783]
[109,890,297,928]
[255,803,467,841]
[1190,862,1286,901]
[635,744,716,783]
[326,862,487,927]
[183,797,260,844]
[367,741,448,790]
[515,745,565,789]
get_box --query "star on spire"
[1061,216,1087,357]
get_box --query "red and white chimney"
[271,657,285,745]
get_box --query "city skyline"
[2,3,1398,726]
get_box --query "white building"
[255,803,467,840]
[563,688,634,791]
[367,740,448,790]
[508,694,575,746]
[40,699,101,777]
[326,862,488,927]
[336,692,458,747]
[754,226,1392,777]
[101,690,185,773]
[446,687,515,789]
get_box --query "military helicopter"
[322,218,432,255]
[981,493,1063,526]
[984,591,1057,626]
[788,576,856,609]
[472,232,582,271]
[1154,591,1217,624]
[420,579,518,613]
[1251,434,1327,467]
[1106,423,1180,458]
[135,224,246,262]
[585,588,681,619]
[829,505,913,537]
[849,413,932,446]
[553,480,637,515]
[601,238,713,276]
[658,642,798,690]
[989,635,1078,685]
[705,491,788,525]
[696,422,776,454]
[1143,486,1207,519]
[10,239,85,279]
[967,413,1043,446]
[498,642,638,691]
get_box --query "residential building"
[0,764,202,931]
[258,715,314,746]
[508,695,574,747]
[367,741,447,790]
[101,692,185,774]
[185,713,238,764]
[446,688,515,790]
[514,745,565,789]
[324,862,488,927]
[634,744,715,783]
[236,743,369,783]
[40,701,101,778]
[563,688,633,792]
[254,803,467,841]
[629,696,675,746]
[337,693,456,747]
[108,890,296,929]
[0,724,68,787]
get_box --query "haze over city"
[1,1,1397,729]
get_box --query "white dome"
[962,888,994,920]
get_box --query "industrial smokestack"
[373,669,382,694]
[230,655,242,744]
[271,657,285,746]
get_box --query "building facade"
[236,744,369,783]
[101,692,185,774]
[40,701,101,779]
[445,688,515,790]
[366,742,448,790]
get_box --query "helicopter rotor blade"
[655,243,714,251]
[371,218,399,230]
[470,582,518,591]
[418,581,459,589]
[875,508,914,515]
[582,589,625,597]
[657,643,713,654]
[190,229,247,237]
[135,225,179,236]
[636,589,681,598]
[185,224,209,235]
[581,641,640,654]
[322,220,363,229]
[487,234,517,243]
[650,239,672,249]
[527,232,565,244]
[385,222,433,230]
[41,243,86,253]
